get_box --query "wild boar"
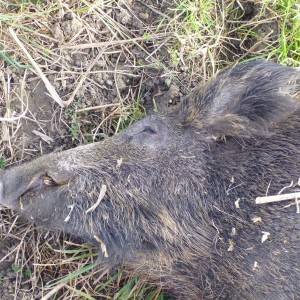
[1,60,300,299]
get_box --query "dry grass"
[0,0,299,299]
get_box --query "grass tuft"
[274,0,300,65]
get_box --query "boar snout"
[0,165,38,210]
[0,156,71,211]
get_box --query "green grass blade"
[0,48,31,68]
[66,286,97,300]
[97,270,122,292]
[46,261,98,288]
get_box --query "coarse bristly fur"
[1,61,300,299]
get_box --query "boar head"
[1,60,300,299]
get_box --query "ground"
[0,0,299,299]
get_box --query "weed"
[227,0,300,66]
[12,266,21,274]
[273,0,300,65]
[46,244,166,299]
[173,0,215,33]
[114,277,160,300]
[169,47,181,66]
[162,0,221,72]
[11,265,31,278]
[0,158,7,169]
[70,123,80,143]
[65,100,88,144]
[98,272,166,300]
[116,97,146,133]
[23,268,31,277]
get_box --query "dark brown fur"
[1,61,300,299]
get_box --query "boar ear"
[183,61,300,138]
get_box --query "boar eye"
[142,126,157,135]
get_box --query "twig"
[60,34,167,50]
[0,111,28,122]
[8,28,65,108]
[76,103,120,113]
[256,192,300,204]
[41,282,68,300]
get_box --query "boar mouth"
[27,173,69,191]
[18,173,71,203]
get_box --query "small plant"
[70,123,80,142]
[12,266,32,278]
[116,97,146,133]
[23,268,31,277]
[143,31,152,42]
[0,158,7,169]
[273,0,300,66]
[173,0,215,32]
[12,266,21,274]
[230,0,300,66]
[65,100,87,144]
[114,277,166,300]
[169,47,181,66]
[164,0,217,64]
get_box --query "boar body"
[1,61,300,299]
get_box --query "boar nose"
[0,155,65,210]
[0,169,17,209]
[0,166,38,209]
